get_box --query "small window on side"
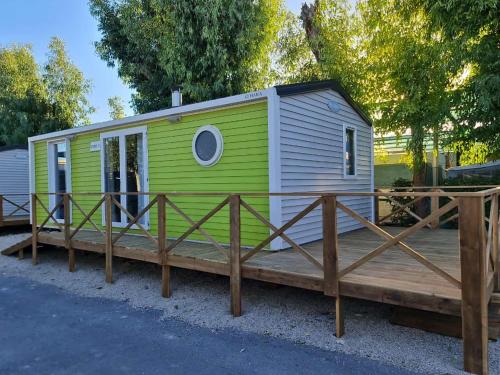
[345,128,356,176]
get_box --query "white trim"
[267,88,283,250]
[47,138,72,224]
[28,141,34,224]
[370,127,375,222]
[28,89,272,143]
[343,124,358,179]
[192,125,224,167]
[100,126,149,228]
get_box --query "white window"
[192,125,223,167]
[101,127,148,227]
[344,126,356,177]
[48,139,71,222]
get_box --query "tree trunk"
[410,126,428,218]
[300,0,322,63]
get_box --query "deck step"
[1,236,32,256]
[390,306,499,340]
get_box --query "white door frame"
[100,126,149,228]
[47,138,72,224]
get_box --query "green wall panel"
[34,101,270,247]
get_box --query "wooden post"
[492,193,499,292]
[229,194,241,317]
[430,189,440,230]
[64,194,75,272]
[105,194,113,283]
[31,193,38,265]
[459,196,488,375]
[322,195,343,337]
[374,189,380,225]
[158,194,170,297]
[0,195,4,226]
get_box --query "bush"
[386,178,420,226]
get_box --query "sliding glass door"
[101,127,148,226]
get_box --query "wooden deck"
[38,226,472,316]
[0,215,30,227]
[26,189,500,374]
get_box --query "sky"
[0,0,306,124]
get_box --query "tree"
[42,37,94,131]
[414,0,500,158]
[299,0,364,102]
[270,10,319,84]
[89,0,284,113]
[0,45,47,145]
[298,0,455,188]
[108,96,125,119]
[0,38,93,145]
[359,0,455,186]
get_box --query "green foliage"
[0,45,47,145]
[0,38,93,145]
[107,96,125,120]
[90,0,283,113]
[444,141,489,166]
[415,0,500,157]
[43,38,94,130]
[271,10,319,84]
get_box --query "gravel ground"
[1,232,498,375]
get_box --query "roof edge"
[274,80,372,126]
[0,144,28,152]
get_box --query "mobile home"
[0,145,30,225]
[28,80,373,249]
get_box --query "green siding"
[34,101,270,247]
[34,142,49,216]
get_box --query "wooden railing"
[0,193,30,225]
[31,187,500,375]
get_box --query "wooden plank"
[69,195,105,239]
[431,189,440,229]
[165,198,228,259]
[158,194,170,298]
[165,197,230,253]
[230,195,241,317]
[390,307,499,340]
[0,195,3,226]
[322,196,339,297]
[64,195,75,272]
[31,194,38,265]
[459,196,488,375]
[336,297,344,337]
[1,236,32,256]
[337,201,461,288]
[240,199,323,270]
[111,196,158,247]
[241,197,322,262]
[105,195,113,283]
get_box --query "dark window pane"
[104,137,121,222]
[54,142,66,220]
[195,130,217,161]
[345,129,355,175]
[126,133,144,223]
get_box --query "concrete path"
[0,275,417,375]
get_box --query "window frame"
[192,125,224,167]
[343,125,357,178]
[47,138,72,224]
[100,126,149,228]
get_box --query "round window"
[192,125,223,166]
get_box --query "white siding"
[278,89,373,248]
[0,148,29,216]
